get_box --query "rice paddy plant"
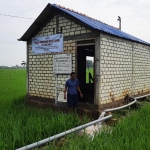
[0,69,26,106]
[47,103,150,150]
[0,69,88,149]
[2,69,150,150]
[0,104,83,149]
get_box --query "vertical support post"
[56,15,59,34]
[119,19,121,30]
[26,41,29,94]
[131,42,134,96]
[75,41,78,77]
[117,16,121,30]
[55,14,59,104]
[149,48,150,93]
[55,74,58,104]
[94,36,100,105]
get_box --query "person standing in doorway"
[64,72,83,113]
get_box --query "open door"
[77,45,95,104]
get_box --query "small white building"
[18,3,150,112]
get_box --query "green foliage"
[2,69,150,150]
[86,60,93,68]
[145,96,150,102]
[0,69,26,105]
[47,104,150,150]
[0,69,88,150]
[0,105,82,149]
[86,68,94,83]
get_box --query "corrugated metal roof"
[53,4,150,46]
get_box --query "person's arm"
[77,86,83,97]
[77,80,83,97]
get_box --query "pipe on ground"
[16,94,150,150]
[16,115,112,150]
[99,94,150,119]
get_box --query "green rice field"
[0,69,26,105]
[86,68,94,83]
[48,102,150,150]
[1,69,150,150]
[0,69,87,150]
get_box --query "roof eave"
[18,3,53,41]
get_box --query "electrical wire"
[0,13,35,20]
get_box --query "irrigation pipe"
[99,93,150,120]
[16,115,112,150]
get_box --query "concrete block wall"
[27,14,91,99]
[36,16,91,37]
[133,43,150,95]
[100,34,150,104]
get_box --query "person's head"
[70,72,76,80]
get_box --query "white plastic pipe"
[99,94,150,119]
[16,115,112,150]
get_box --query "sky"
[0,0,150,66]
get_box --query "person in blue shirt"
[64,72,83,113]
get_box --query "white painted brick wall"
[27,14,91,99]
[100,34,150,105]
[133,44,150,95]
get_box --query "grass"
[47,102,150,150]
[86,68,93,83]
[0,69,88,150]
[1,69,150,150]
[0,69,26,105]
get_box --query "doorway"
[77,44,95,104]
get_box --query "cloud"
[0,0,150,66]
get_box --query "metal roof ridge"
[53,4,119,30]
[18,3,150,45]
[52,3,150,45]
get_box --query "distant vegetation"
[0,66,25,69]
[86,60,94,83]
[0,61,26,69]
[86,68,94,83]
[86,60,93,68]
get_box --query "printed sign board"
[53,54,72,74]
[32,34,63,54]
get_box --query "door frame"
[75,38,97,104]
